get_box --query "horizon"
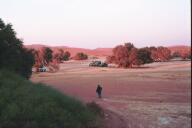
[0,0,191,49]
[25,43,191,50]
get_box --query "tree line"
[106,43,173,68]
[32,47,88,71]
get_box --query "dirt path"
[102,108,128,128]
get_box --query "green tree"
[0,18,34,79]
[63,51,71,61]
[137,47,153,64]
[42,47,53,65]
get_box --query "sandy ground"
[31,60,191,128]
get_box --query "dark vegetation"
[0,18,34,79]
[42,47,53,65]
[106,43,172,68]
[73,52,88,60]
[0,18,101,128]
[53,49,71,62]
[32,47,71,72]
[0,70,100,128]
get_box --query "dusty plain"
[31,60,191,128]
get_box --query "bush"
[0,70,100,128]
[74,52,88,60]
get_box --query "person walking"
[96,84,102,98]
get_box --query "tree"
[0,18,34,79]
[137,47,153,64]
[171,51,180,58]
[63,51,71,61]
[53,49,64,63]
[149,46,171,62]
[42,47,53,65]
[106,43,154,68]
[53,49,71,62]
[106,55,115,63]
[112,43,134,67]
[31,49,42,71]
[110,43,139,68]
[74,52,88,60]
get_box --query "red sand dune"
[25,44,113,56]
[25,44,191,57]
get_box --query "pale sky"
[0,0,191,49]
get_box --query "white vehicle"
[38,66,47,72]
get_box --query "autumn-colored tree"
[107,43,140,68]
[107,43,155,68]
[149,46,171,62]
[106,55,115,63]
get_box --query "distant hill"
[25,44,113,57]
[25,44,191,57]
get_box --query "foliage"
[63,51,71,61]
[42,47,53,65]
[106,43,152,68]
[149,46,171,62]
[74,52,88,60]
[106,43,173,68]
[171,51,191,60]
[53,49,71,62]
[137,47,153,64]
[0,70,100,128]
[0,18,34,79]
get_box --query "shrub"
[74,52,88,60]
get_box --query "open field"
[31,60,191,128]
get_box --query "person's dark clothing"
[96,85,102,98]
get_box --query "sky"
[0,0,191,49]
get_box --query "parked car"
[89,61,108,67]
[38,65,47,72]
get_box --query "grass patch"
[0,70,101,128]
